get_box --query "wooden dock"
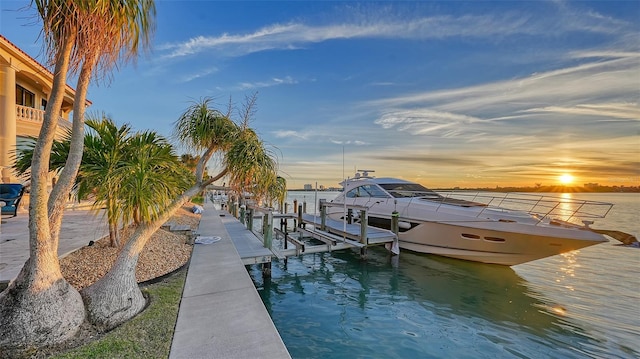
[228,202,398,265]
[223,214,274,265]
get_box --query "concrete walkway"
[0,208,109,285]
[170,201,290,359]
[1,202,290,358]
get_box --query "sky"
[1,0,639,189]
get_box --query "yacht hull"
[395,220,607,265]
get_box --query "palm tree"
[116,131,193,226]
[180,154,201,174]
[14,116,192,248]
[0,0,156,352]
[267,176,288,210]
[81,96,281,330]
[78,117,133,247]
[226,127,278,202]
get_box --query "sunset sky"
[1,1,638,189]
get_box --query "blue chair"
[1,184,25,218]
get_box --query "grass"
[52,268,187,359]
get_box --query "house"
[0,34,89,182]
[0,34,90,211]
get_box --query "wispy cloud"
[272,130,309,140]
[237,76,298,90]
[374,110,482,136]
[524,103,640,121]
[367,55,640,130]
[179,67,218,83]
[330,139,368,145]
[158,5,632,60]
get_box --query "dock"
[226,200,398,265]
[170,202,290,359]
[170,199,398,357]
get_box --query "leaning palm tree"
[0,0,156,352]
[81,95,280,330]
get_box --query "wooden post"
[264,211,273,249]
[303,201,307,214]
[298,204,303,229]
[262,262,272,278]
[284,202,288,214]
[391,211,399,235]
[320,201,326,231]
[293,199,298,213]
[391,210,400,256]
[247,208,254,231]
[239,206,246,225]
[347,208,353,224]
[359,209,367,245]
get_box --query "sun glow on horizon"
[559,173,575,185]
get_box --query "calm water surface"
[248,192,639,358]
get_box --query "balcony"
[16,104,72,131]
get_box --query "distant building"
[303,184,312,190]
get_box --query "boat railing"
[435,191,614,224]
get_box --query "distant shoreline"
[288,186,640,193]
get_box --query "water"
[248,192,640,358]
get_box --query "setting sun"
[559,173,574,185]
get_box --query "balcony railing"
[16,104,72,130]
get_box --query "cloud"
[179,67,218,83]
[370,56,638,113]
[237,76,298,90]
[329,139,368,145]
[523,103,640,121]
[366,55,640,140]
[368,154,486,167]
[158,5,632,60]
[272,130,309,140]
[374,110,482,136]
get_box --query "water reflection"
[251,248,607,358]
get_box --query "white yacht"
[326,171,616,265]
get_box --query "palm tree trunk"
[0,33,85,354]
[49,52,97,249]
[109,222,120,247]
[81,225,150,331]
[81,187,202,329]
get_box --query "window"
[16,85,35,108]
[380,183,442,199]
[346,185,390,198]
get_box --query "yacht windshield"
[379,183,443,199]
[346,184,390,198]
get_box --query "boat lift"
[228,199,399,275]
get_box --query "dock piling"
[264,211,273,249]
[359,209,368,245]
